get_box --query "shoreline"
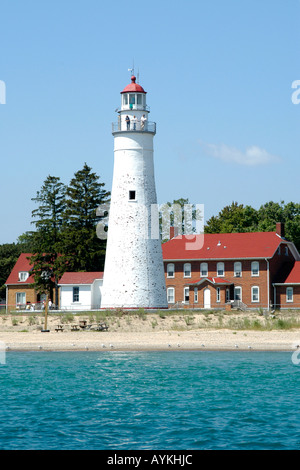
[1,311,300,352]
[1,329,300,352]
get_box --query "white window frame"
[217,262,224,277]
[167,287,175,304]
[251,286,260,303]
[234,286,242,301]
[200,262,208,277]
[194,287,198,303]
[183,287,190,303]
[16,292,26,306]
[286,287,293,303]
[129,93,136,106]
[183,263,191,278]
[234,262,242,277]
[167,263,175,278]
[19,271,29,282]
[73,286,80,303]
[251,261,259,277]
[216,287,220,303]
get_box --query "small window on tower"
[129,190,136,201]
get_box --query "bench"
[96,323,109,331]
[55,325,64,332]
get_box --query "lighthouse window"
[123,94,128,105]
[129,190,136,201]
[129,94,135,105]
[137,94,142,105]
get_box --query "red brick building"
[162,224,300,310]
[5,224,300,311]
[5,253,58,310]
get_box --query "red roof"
[59,272,103,285]
[121,76,146,94]
[5,253,34,285]
[189,277,233,286]
[5,254,103,286]
[274,261,300,284]
[162,232,286,260]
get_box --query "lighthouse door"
[203,288,211,309]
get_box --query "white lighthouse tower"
[100,74,168,309]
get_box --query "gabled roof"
[162,232,299,261]
[58,272,103,285]
[273,261,300,285]
[5,253,34,285]
[5,254,104,287]
[188,277,233,287]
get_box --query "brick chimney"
[276,222,285,238]
[170,226,179,239]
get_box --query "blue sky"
[0,0,299,244]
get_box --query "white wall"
[91,280,102,309]
[101,131,167,309]
[59,280,103,310]
[60,285,92,311]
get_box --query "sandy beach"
[2,328,300,352]
[1,310,300,351]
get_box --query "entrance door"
[204,288,211,309]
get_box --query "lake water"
[0,350,300,450]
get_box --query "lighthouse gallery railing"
[112,121,156,133]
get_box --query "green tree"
[0,243,22,300]
[29,175,67,306]
[257,201,300,251]
[61,163,110,271]
[160,198,203,242]
[205,202,258,234]
[204,200,300,252]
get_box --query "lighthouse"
[100,75,168,309]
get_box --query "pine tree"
[61,163,110,271]
[29,175,66,306]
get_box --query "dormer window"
[285,246,289,256]
[19,272,29,282]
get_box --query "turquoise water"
[0,351,300,450]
